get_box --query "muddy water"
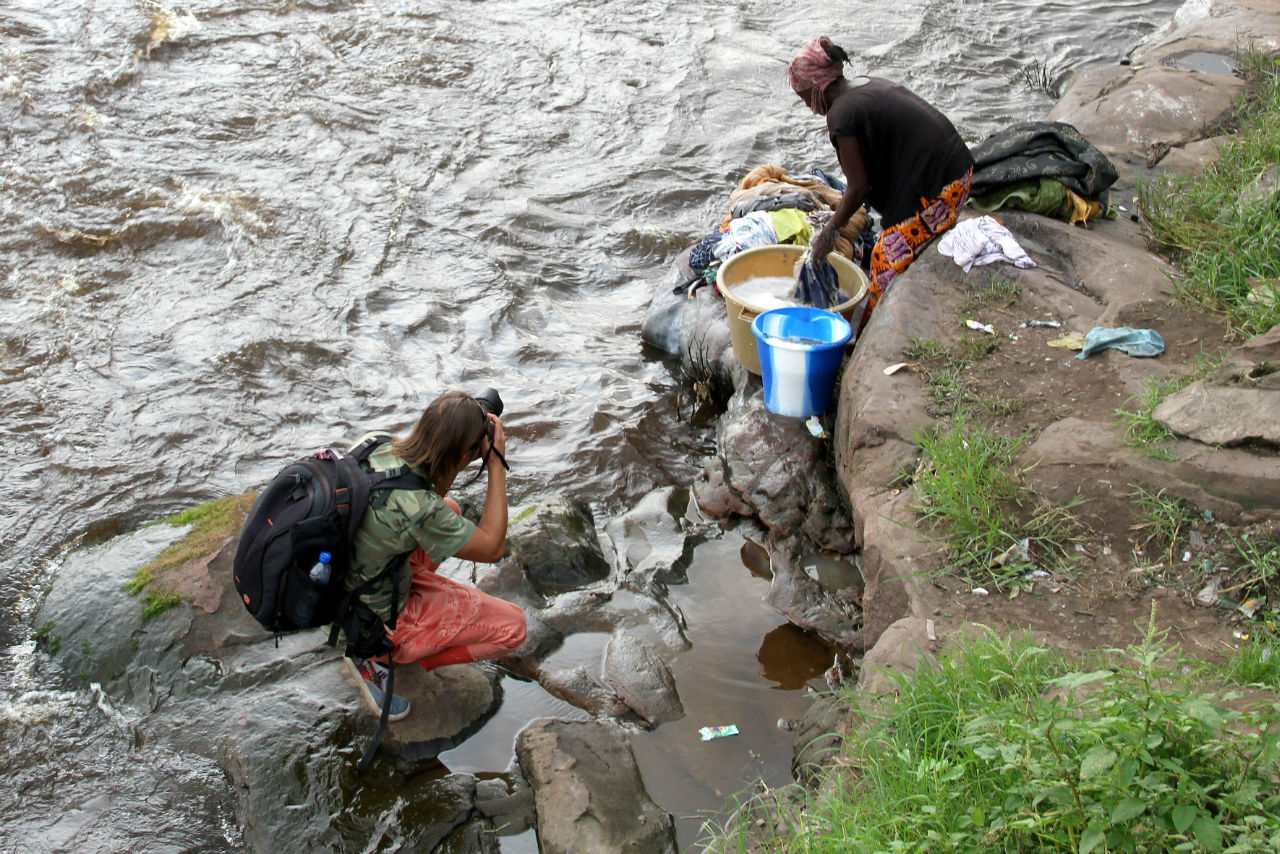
[438,530,838,850]
[1,0,1183,849]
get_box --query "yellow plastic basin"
[717,245,869,375]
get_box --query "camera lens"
[475,388,504,417]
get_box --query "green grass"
[141,589,185,620]
[34,620,60,655]
[1129,484,1199,564]
[125,493,255,619]
[903,334,992,418]
[715,612,1280,853]
[1225,624,1280,689]
[960,274,1022,315]
[913,413,1078,587]
[904,336,950,362]
[1224,528,1280,612]
[1139,52,1280,335]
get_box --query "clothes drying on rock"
[768,208,813,245]
[721,164,870,262]
[936,215,1037,273]
[969,121,1118,208]
[968,176,1108,226]
[790,168,846,192]
[722,164,846,227]
[688,225,728,274]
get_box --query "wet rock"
[762,552,863,653]
[379,663,502,762]
[603,485,696,586]
[538,665,631,718]
[640,247,694,355]
[516,718,677,854]
[792,691,856,787]
[1046,0,1280,167]
[801,553,865,599]
[1049,63,1242,167]
[678,281,744,398]
[694,391,855,555]
[603,633,684,726]
[506,496,611,592]
[32,521,529,852]
[689,461,754,518]
[474,773,537,838]
[34,521,194,708]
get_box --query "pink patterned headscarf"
[787,36,845,94]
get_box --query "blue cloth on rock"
[1076,326,1165,360]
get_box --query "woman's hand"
[810,227,838,260]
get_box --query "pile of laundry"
[678,164,873,299]
[966,121,1119,226]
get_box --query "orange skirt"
[864,169,973,330]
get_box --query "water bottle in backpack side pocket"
[289,551,333,628]
[310,551,332,585]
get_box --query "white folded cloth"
[936,215,1036,273]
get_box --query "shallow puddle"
[437,529,845,852]
[1162,50,1238,76]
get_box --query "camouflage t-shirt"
[345,433,475,622]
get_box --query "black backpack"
[232,434,428,769]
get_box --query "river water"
[1,0,1183,849]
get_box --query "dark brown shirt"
[825,77,974,226]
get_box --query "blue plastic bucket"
[751,307,853,417]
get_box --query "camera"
[474,388,504,418]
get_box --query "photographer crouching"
[343,389,526,721]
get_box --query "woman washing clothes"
[788,36,974,327]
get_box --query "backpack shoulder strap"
[349,433,392,462]
[334,453,375,542]
[350,436,433,509]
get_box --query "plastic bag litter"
[1076,326,1165,359]
[699,725,739,741]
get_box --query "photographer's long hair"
[393,391,488,491]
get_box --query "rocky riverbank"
[27,1,1280,852]
[675,0,1280,846]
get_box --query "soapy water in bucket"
[763,334,828,347]
[731,276,852,312]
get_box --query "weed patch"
[125,493,254,619]
[913,413,1078,587]
[743,614,1280,852]
[1129,484,1200,564]
[1139,51,1280,335]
